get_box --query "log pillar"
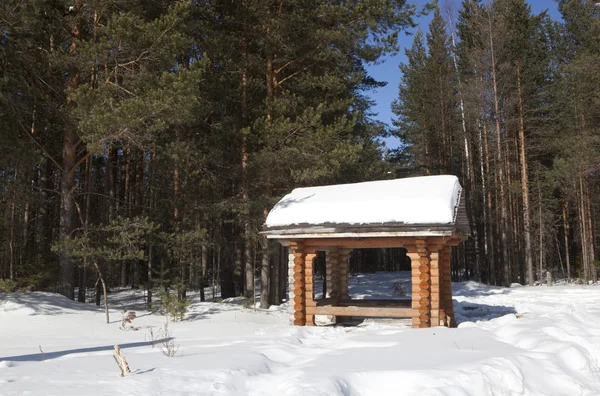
[438,246,447,326]
[429,246,441,326]
[441,245,456,327]
[409,239,431,328]
[287,248,296,325]
[325,248,339,298]
[408,250,421,328]
[338,248,352,299]
[304,251,318,326]
[290,241,306,326]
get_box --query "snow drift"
[1,273,600,396]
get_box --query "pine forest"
[1,0,599,309]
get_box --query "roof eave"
[264,230,458,240]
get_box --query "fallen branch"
[112,345,131,377]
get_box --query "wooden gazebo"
[262,175,469,328]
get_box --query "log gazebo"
[262,175,469,328]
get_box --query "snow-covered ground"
[1,272,600,396]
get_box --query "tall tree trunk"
[578,176,589,282]
[9,170,17,282]
[173,137,186,299]
[478,74,494,284]
[259,48,276,309]
[259,228,271,309]
[105,146,116,221]
[147,148,156,306]
[59,2,82,299]
[488,16,509,286]
[511,133,525,284]
[448,11,471,183]
[131,149,144,290]
[538,181,543,283]
[584,176,596,282]
[562,197,571,282]
[78,156,92,302]
[233,241,243,296]
[40,158,53,264]
[270,243,281,305]
[124,144,131,217]
[60,133,78,300]
[21,168,31,270]
[439,74,447,173]
[279,245,286,304]
[240,0,254,300]
[516,66,534,285]
[201,245,208,301]
[505,134,515,284]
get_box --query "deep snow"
[1,273,600,396]
[264,175,462,227]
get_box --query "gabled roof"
[263,175,470,239]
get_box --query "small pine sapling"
[147,320,179,357]
[155,288,189,321]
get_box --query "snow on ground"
[1,273,600,396]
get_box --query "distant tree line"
[392,0,600,285]
[0,0,418,305]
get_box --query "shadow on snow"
[0,339,172,363]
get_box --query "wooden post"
[338,248,352,300]
[287,248,296,325]
[290,241,306,326]
[408,250,420,327]
[414,239,431,328]
[429,246,441,326]
[304,251,318,326]
[441,245,456,327]
[325,248,338,298]
[323,248,338,324]
[438,246,447,326]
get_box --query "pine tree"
[392,30,430,173]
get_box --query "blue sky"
[368,0,562,149]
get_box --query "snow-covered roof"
[263,175,469,238]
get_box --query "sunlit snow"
[265,175,462,227]
[1,273,600,395]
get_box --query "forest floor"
[1,272,600,396]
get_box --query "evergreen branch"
[16,119,64,172]
[278,62,318,86]
[107,81,137,97]
[115,17,179,70]
[274,43,325,75]
[274,58,300,75]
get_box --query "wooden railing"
[306,298,414,318]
